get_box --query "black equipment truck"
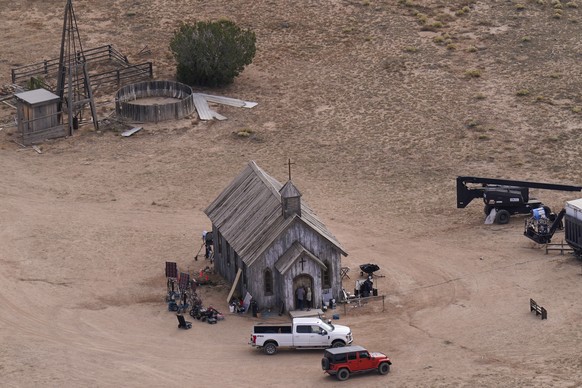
[456,176,582,224]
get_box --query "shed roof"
[15,88,60,105]
[204,161,347,267]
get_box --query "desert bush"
[516,89,530,96]
[236,129,254,137]
[26,76,45,90]
[465,69,482,78]
[433,35,445,44]
[170,20,256,87]
[416,13,428,24]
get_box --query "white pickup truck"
[249,317,353,355]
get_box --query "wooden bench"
[530,298,547,320]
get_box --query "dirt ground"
[1,1,582,387]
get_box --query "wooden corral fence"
[91,62,152,87]
[530,298,547,320]
[115,80,195,122]
[340,294,386,316]
[11,45,127,83]
[12,44,129,84]
[545,240,573,255]
[10,45,152,92]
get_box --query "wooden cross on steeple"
[287,158,295,181]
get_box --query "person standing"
[296,286,305,310]
[306,287,312,311]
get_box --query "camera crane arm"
[456,176,582,208]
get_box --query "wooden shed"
[15,88,65,145]
[205,161,347,312]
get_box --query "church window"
[322,260,331,288]
[264,268,273,295]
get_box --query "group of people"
[199,230,214,262]
[296,286,312,311]
[360,276,374,297]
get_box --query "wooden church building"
[204,161,347,312]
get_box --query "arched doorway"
[293,274,313,310]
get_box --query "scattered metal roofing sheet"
[198,93,257,108]
[192,94,214,120]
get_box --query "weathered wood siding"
[206,162,347,312]
[17,99,66,145]
[236,221,341,311]
[213,228,247,298]
[115,80,195,122]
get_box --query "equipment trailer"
[524,198,582,257]
[456,176,582,224]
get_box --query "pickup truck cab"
[249,317,353,355]
[321,345,392,381]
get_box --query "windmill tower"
[55,0,98,135]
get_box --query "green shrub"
[170,20,256,87]
[516,89,530,96]
[433,35,445,44]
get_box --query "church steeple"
[280,180,301,218]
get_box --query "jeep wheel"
[337,368,350,381]
[331,340,345,348]
[378,362,390,375]
[321,358,330,371]
[263,342,277,355]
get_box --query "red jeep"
[321,345,392,381]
